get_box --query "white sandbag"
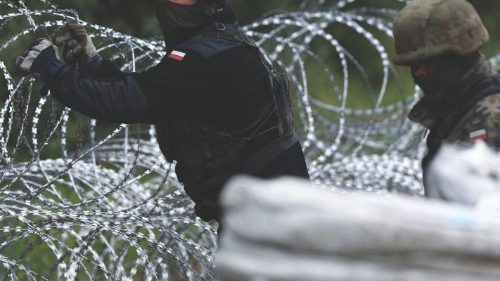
[426,143,500,205]
[216,176,500,281]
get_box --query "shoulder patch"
[168,50,186,61]
[469,128,488,143]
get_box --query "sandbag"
[216,176,500,281]
[426,143,500,206]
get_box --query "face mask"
[411,54,471,102]
[156,1,208,47]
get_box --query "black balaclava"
[411,52,479,105]
[156,0,216,48]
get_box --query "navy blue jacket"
[50,18,310,221]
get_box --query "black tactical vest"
[155,22,297,221]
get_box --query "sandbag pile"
[217,165,500,281]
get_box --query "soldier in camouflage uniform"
[392,0,500,195]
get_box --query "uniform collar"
[167,4,237,51]
[214,4,237,24]
[409,54,495,128]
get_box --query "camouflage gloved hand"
[55,19,97,67]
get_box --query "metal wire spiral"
[0,0,469,280]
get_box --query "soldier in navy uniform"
[17,0,310,223]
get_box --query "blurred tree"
[49,1,306,37]
[51,0,159,37]
[48,0,500,57]
[469,0,500,57]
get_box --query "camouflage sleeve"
[455,93,500,148]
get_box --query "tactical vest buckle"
[215,22,226,31]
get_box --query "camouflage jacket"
[409,56,500,191]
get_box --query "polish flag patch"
[469,129,488,143]
[168,50,186,61]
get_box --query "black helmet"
[156,0,227,46]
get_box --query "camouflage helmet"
[393,0,489,65]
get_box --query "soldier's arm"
[50,49,208,124]
[51,65,155,124]
[80,55,125,80]
[456,93,500,148]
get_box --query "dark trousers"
[252,141,310,180]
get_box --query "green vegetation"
[1,1,499,279]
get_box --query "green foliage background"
[47,0,500,56]
[0,2,499,278]
[46,0,500,106]
[1,0,499,158]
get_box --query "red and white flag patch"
[469,129,488,143]
[168,50,186,61]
